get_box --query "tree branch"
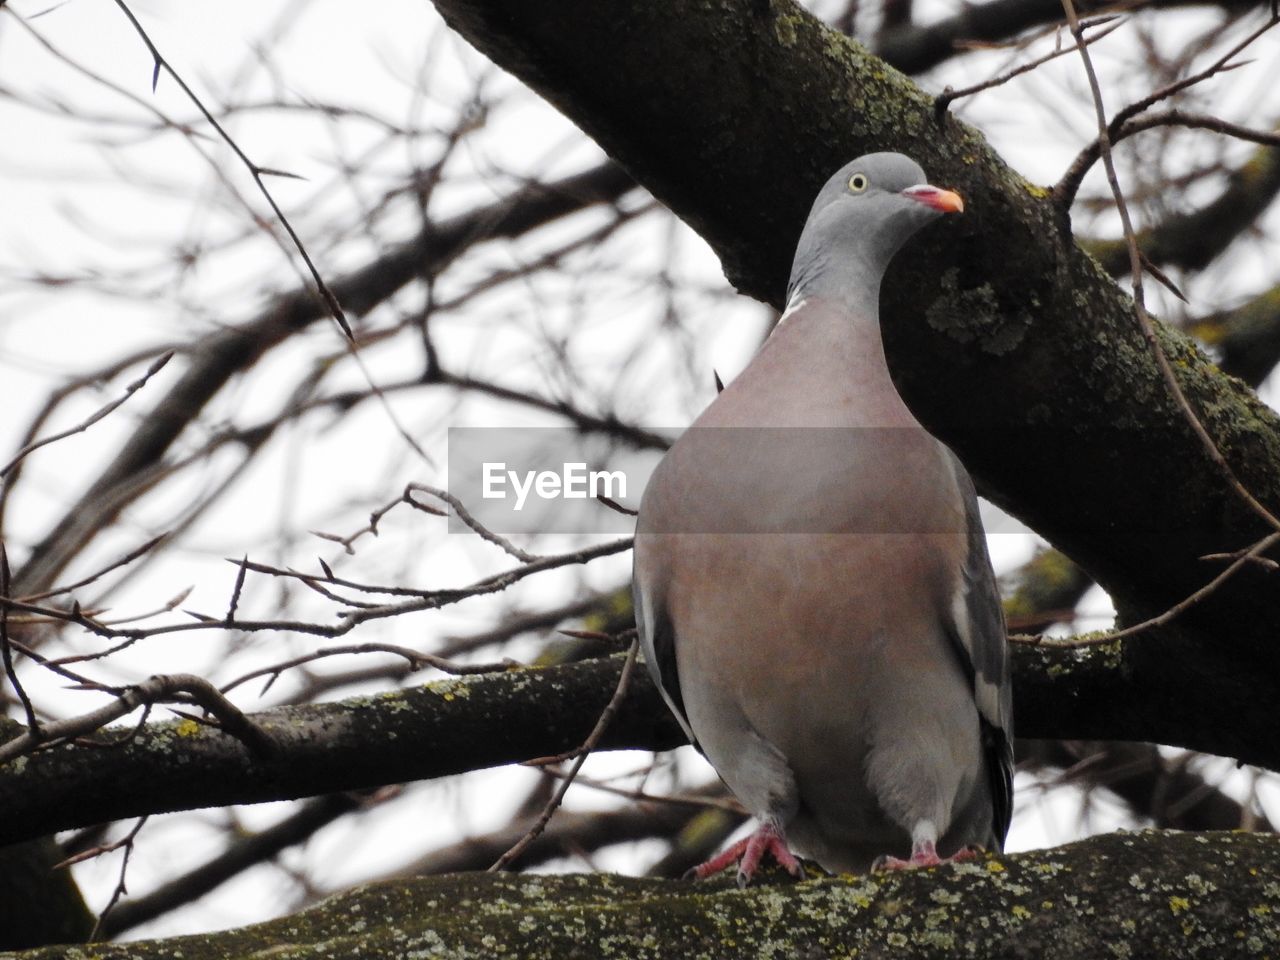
[1190,283,1280,386]
[10,831,1280,960]
[0,641,1276,848]
[0,657,684,846]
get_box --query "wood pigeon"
[632,152,1013,885]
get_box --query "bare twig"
[1063,0,1280,532]
[20,534,168,604]
[489,637,640,872]
[0,542,40,732]
[1061,110,1280,199]
[106,0,453,476]
[531,768,747,816]
[0,537,633,644]
[1015,3,1280,654]
[2,635,99,687]
[310,488,434,555]
[1056,12,1280,206]
[409,483,539,562]
[226,557,250,623]
[98,791,383,937]
[935,16,1124,115]
[1011,531,1280,649]
[218,643,518,697]
[596,494,638,517]
[0,351,173,479]
[81,817,149,942]
[108,0,352,340]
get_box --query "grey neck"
[786,247,885,316]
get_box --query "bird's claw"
[872,841,984,872]
[688,822,805,887]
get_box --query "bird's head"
[786,152,963,308]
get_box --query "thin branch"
[10,160,634,599]
[530,767,747,816]
[0,542,40,732]
[218,643,518,697]
[934,16,1124,114]
[1061,0,1280,539]
[0,537,634,644]
[1056,11,1280,206]
[1062,110,1280,200]
[20,534,169,604]
[0,351,173,479]
[106,0,451,475]
[99,792,374,937]
[83,817,149,942]
[489,637,640,872]
[108,0,353,339]
[1012,530,1280,648]
[408,483,539,563]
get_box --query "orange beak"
[901,184,965,214]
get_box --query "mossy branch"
[5,831,1277,959]
[0,644,1275,849]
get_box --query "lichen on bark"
[5,831,1276,960]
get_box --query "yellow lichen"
[175,718,202,737]
[425,678,473,701]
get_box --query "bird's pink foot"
[690,821,805,887]
[873,840,982,872]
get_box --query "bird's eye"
[848,173,869,193]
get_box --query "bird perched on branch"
[633,152,1013,886]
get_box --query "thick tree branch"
[1191,283,1280,386]
[427,0,1280,771]
[0,658,682,846]
[0,642,1273,849]
[6,831,1279,960]
[1002,547,1093,632]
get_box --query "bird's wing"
[944,452,1015,845]
[632,564,699,749]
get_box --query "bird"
[632,152,1013,886]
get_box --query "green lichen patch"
[925,269,1030,356]
[424,678,475,702]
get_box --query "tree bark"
[4,831,1277,959]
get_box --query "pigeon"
[632,152,1013,885]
